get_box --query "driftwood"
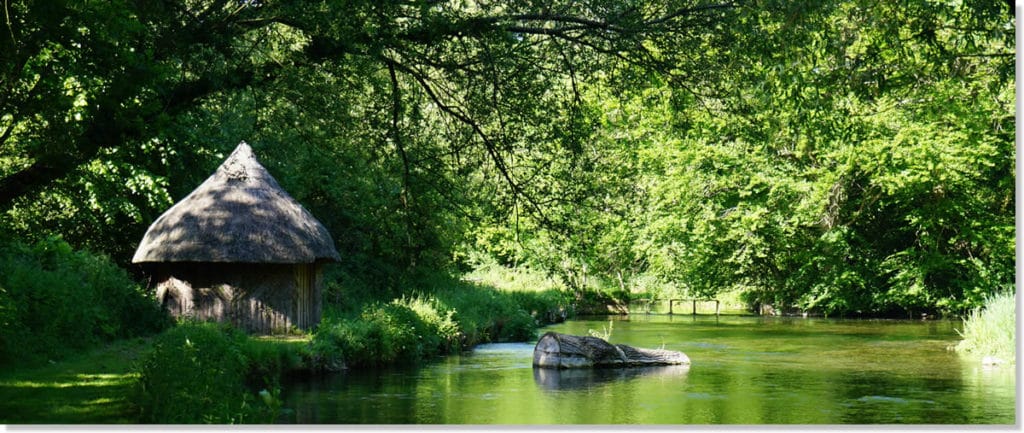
[532,332,690,368]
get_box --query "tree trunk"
[533,332,690,368]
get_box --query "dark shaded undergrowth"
[0,235,169,367]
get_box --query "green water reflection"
[281,315,1015,424]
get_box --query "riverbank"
[132,277,580,423]
[0,270,587,424]
[5,275,1009,424]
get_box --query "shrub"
[308,266,590,370]
[432,282,541,345]
[134,322,279,424]
[395,295,460,357]
[310,282,568,369]
[0,236,168,365]
[311,296,460,368]
[239,337,308,390]
[359,303,421,364]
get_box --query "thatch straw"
[132,142,341,264]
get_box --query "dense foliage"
[0,235,167,365]
[0,0,1013,333]
[464,1,1015,316]
[0,1,1013,425]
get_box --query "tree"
[469,0,1014,315]
[1,0,743,283]
[630,0,1014,315]
[1,0,1011,315]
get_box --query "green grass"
[715,289,749,313]
[461,262,565,292]
[955,290,1015,364]
[0,330,311,424]
[0,337,152,424]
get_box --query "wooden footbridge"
[632,298,721,316]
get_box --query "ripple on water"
[686,392,726,400]
[851,395,936,405]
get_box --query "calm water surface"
[281,315,1016,424]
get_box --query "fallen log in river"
[532,332,690,368]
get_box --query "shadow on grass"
[0,337,152,424]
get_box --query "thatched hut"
[132,142,340,334]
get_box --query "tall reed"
[955,290,1015,364]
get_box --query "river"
[280,314,1015,424]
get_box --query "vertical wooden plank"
[302,267,308,329]
[295,265,302,330]
[297,265,302,330]
[305,264,311,328]
[294,264,301,330]
[293,263,316,330]
[313,264,323,329]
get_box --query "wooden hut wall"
[293,264,314,329]
[290,263,324,330]
[154,263,322,334]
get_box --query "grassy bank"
[132,276,575,423]
[135,322,308,423]
[0,337,151,423]
[0,261,593,423]
[955,290,1015,365]
[310,278,573,369]
[0,331,309,424]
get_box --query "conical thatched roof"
[132,142,341,264]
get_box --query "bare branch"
[646,1,740,27]
[386,57,554,227]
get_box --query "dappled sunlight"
[0,378,136,423]
[1,373,135,390]
[50,397,128,418]
[0,340,148,424]
[132,142,340,264]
